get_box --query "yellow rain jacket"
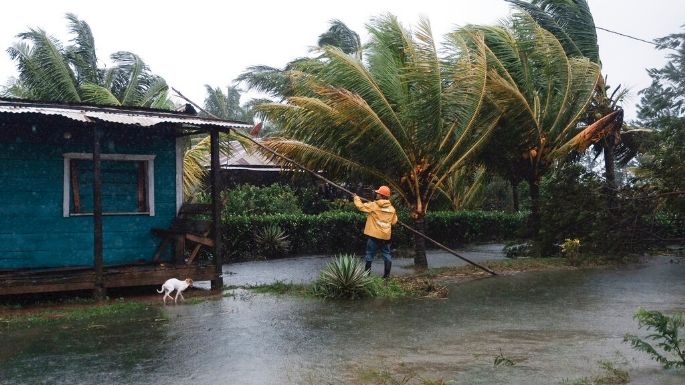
[354,196,398,240]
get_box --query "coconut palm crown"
[5,13,172,109]
[255,15,501,266]
[455,14,601,235]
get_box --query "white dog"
[156,278,193,304]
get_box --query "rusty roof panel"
[0,99,253,129]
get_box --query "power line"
[595,25,659,47]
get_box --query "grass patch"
[369,276,415,298]
[233,277,420,299]
[560,361,630,385]
[357,368,448,385]
[238,276,438,299]
[239,281,312,296]
[0,300,161,328]
[418,257,574,280]
[235,256,614,301]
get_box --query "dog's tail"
[156,286,164,293]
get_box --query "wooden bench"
[152,203,214,265]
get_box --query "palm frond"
[442,165,487,210]
[258,138,408,205]
[142,77,172,109]
[10,29,80,102]
[235,59,318,99]
[203,85,246,120]
[319,45,411,147]
[65,13,100,84]
[79,83,120,105]
[457,14,599,182]
[318,19,362,59]
[616,126,655,166]
[110,51,145,105]
[507,0,600,63]
[183,132,253,197]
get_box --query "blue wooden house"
[0,99,250,295]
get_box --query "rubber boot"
[383,260,392,278]
[365,261,372,273]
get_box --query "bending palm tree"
[256,15,500,267]
[506,0,633,205]
[182,85,255,197]
[5,13,172,108]
[456,15,601,237]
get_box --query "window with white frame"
[63,153,155,216]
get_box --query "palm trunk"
[412,215,428,268]
[527,177,540,239]
[511,179,520,212]
[603,139,618,209]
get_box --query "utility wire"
[595,25,660,47]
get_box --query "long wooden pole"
[172,88,498,276]
[210,127,224,289]
[93,124,105,298]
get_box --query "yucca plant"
[254,224,291,259]
[313,255,375,299]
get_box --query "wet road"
[219,244,507,287]
[2,251,684,385]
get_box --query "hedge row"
[221,210,525,261]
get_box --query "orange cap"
[375,185,391,197]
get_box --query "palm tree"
[440,166,487,210]
[455,14,602,237]
[255,15,500,267]
[203,85,249,121]
[5,13,172,108]
[317,19,362,60]
[506,0,631,206]
[181,131,253,198]
[181,85,258,198]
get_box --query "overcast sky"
[1,0,683,121]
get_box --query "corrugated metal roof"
[0,99,253,129]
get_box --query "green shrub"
[221,183,303,216]
[624,308,685,369]
[504,242,533,258]
[221,210,525,261]
[561,238,583,266]
[311,255,375,299]
[538,163,680,256]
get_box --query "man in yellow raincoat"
[353,185,398,278]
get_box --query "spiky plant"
[254,224,291,259]
[313,255,375,299]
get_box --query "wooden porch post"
[93,125,105,299]
[210,127,224,289]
